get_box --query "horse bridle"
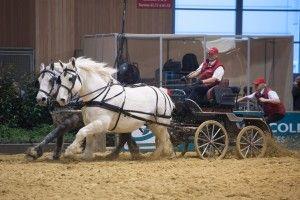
[38,69,58,98]
[58,68,82,100]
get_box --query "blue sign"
[269,112,300,136]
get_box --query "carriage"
[166,82,271,159]
[32,57,272,160]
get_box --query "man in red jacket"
[238,77,286,123]
[182,47,225,104]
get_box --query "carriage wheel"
[194,120,229,159]
[236,126,267,159]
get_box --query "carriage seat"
[206,79,240,108]
[207,79,229,100]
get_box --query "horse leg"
[161,127,175,157]
[52,134,64,160]
[106,133,127,160]
[82,134,95,160]
[150,125,175,159]
[26,126,61,159]
[52,114,80,160]
[125,133,141,160]
[25,113,79,160]
[64,118,109,158]
[149,125,165,159]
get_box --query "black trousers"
[265,113,285,124]
[186,84,210,104]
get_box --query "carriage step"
[226,113,243,122]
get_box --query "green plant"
[0,124,75,143]
[0,65,52,129]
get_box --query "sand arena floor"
[0,149,299,200]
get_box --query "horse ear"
[40,63,45,71]
[50,62,54,70]
[59,60,64,69]
[70,57,76,68]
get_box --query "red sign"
[137,0,172,9]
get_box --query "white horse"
[33,61,96,159]
[56,57,175,159]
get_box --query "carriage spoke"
[214,142,225,146]
[212,128,221,140]
[241,145,250,152]
[198,136,209,142]
[251,131,258,142]
[211,124,215,138]
[241,135,250,143]
[239,142,249,145]
[213,134,225,141]
[253,137,263,144]
[209,145,214,156]
[250,146,253,157]
[206,125,210,139]
[201,143,210,156]
[199,142,210,148]
[211,143,222,155]
[244,146,250,157]
[252,144,261,151]
[200,130,210,141]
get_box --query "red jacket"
[199,59,224,87]
[255,87,286,117]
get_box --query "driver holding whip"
[181,47,225,105]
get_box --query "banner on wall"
[137,0,172,9]
[269,112,300,136]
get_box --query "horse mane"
[75,57,117,77]
[43,62,62,74]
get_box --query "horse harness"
[38,69,58,98]
[57,68,82,100]
[59,68,173,131]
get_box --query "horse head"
[56,57,117,106]
[36,62,61,106]
[56,57,82,106]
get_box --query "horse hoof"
[52,154,61,160]
[64,148,74,158]
[25,154,35,161]
[149,153,161,160]
[131,153,143,160]
[25,147,43,160]
[105,152,119,160]
[82,153,94,160]
[168,153,177,159]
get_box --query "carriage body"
[168,84,271,159]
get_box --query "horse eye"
[49,77,56,84]
[69,77,73,82]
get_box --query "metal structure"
[82,33,293,111]
[0,48,35,80]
